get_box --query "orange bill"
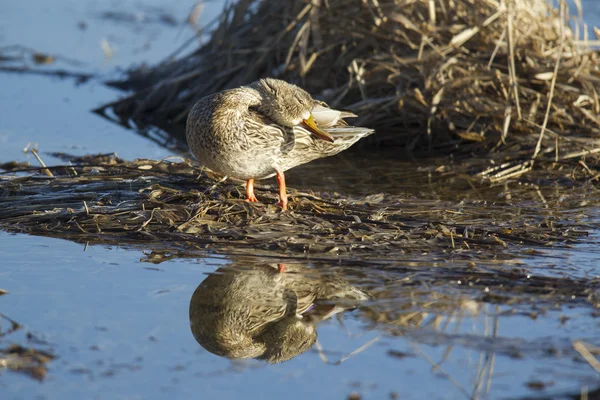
[301,115,335,143]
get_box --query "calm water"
[1,232,599,400]
[1,1,600,399]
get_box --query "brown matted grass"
[1,153,597,263]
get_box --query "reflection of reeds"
[102,0,600,176]
[359,275,600,397]
[360,289,482,328]
[314,336,380,366]
[472,305,498,399]
[361,289,497,397]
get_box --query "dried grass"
[0,154,595,263]
[99,0,600,179]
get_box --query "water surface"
[2,232,599,399]
[1,1,600,399]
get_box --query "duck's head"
[249,78,334,142]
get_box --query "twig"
[30,149,54,177]
[315,336,379,365]
[411,341,471,398]
[506,1,522,120]
[573,340,600,374]
[532,0,566,159]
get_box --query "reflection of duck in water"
[189,263,368,363]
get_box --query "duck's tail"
[284,106,375,169]
[311,104,375,142]
[328,126,375,141]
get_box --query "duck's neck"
[225,87,262,113]
[213,87,263,135]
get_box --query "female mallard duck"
[189,263,369,363]
[186,78,374,209]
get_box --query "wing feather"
[245,109,295,156]
[311,104,359,128]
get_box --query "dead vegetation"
[98,0,600,179]
[0,45,93,82]
[0,344,56,381]
[0,154,596,263]
[0,312,55,381]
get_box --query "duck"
[186,78,374,209]
[189,262,369,363]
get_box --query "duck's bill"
[301,115,335,143]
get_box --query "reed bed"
[99,0,600,179]
[0,154,594,263]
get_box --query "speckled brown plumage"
[186,78,374,209]
[189,263,369,363]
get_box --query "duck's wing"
[244,300,289,334]
[241,104,373,165]
[245,291,317,335]
[246,107,296,156]
[311,104,357,128]
[324,126,374,141]
[291,105,374,153]
[313,105,374,143]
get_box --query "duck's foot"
[245,179,259,203]
[276,172,288,210]
[277,263,286,273]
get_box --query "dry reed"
[99,0,600,179]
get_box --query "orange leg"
[245,179,258,202]
[277,263,286,273]
[276,171,288,210]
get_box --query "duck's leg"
[245,179,258,202]
[276,171,288,210]
[277,263,286,273]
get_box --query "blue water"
[1,0,600,399]
[0,0,223,163]
[1,232,598,400]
